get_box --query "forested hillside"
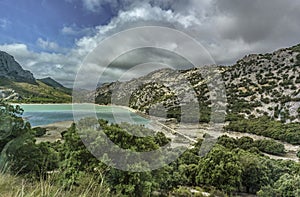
[1,102,300,196]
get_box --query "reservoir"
[17,104,149,127]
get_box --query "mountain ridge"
[94,43,300,123]
[0,51,36,84]
[0,51,71,103]
[38,77,65,88]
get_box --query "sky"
[0,0,300,88]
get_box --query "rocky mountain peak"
[0,51,36,84]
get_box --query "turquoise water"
[17,104,149,127]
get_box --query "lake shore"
[34,120,74,143]
[11,102,138,112]
[19,103,299,162]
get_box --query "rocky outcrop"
[0,51,72,103]
[94,44,300,123]
[0,51,36,84]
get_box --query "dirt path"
[223,131,299,162]
[167,123,299,162]
[33,113,299,162]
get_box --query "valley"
[1,44,300,196]
[1,1,300,196]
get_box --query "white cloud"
[2,0,300,88]
[0,18,10,29]
[61,25,93,36]
[82,0,102,11]
[61,26,77,35]
[0,44,32,58]
[0,43,78,87]
[37,38,60,51]
[80,0,125,12]
[55,64,63,69]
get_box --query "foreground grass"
[0,173,111,197]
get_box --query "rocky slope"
[223,44,300,122]
[0,51,35,84]
[0,51,71,103]
[94,44,300,123]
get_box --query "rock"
[0,51,36,84]
[94,43,300,123]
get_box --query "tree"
[238,151,269,193]
[59,118,170,195]
[196,145,242,193]
[0,102,26,151]
[2,135,57,177]
[237,136,254,150]
[258,174,300,197]
[59,123,100,187]
[217,135,238,149]
[108,164,156,197]
[0,102,58,177]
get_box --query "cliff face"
[0,51,36,84]
[0,51,72,102]
[94,44,300,123]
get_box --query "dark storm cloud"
[108,48,192,70]
[214,0,300,44]
[1,0,300,87]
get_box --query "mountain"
[39,77,65,88]
[94,43,300,123]
[0,51,36,84]
[0,51,71,103]
[38,77,72,95]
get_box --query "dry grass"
[15,81,71,100]
[0,173,111,197]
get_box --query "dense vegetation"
[225,116,300,145]
[218,135,286,156]
[1,102,300,196]
[0,102,58,177]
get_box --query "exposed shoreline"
[16,103,299,162]
[10,102,138,112]
[35,119,300,162]
[34,120,74,143]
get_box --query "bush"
[254,140,285,156]
[217,136,285,156]
[0,102,58,177]
[225,116,300,145]
[32,127,47,137]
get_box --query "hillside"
[38,77,72,95]
[0,51,35,84]
[95,44,300,123]
[39,77,65,89]
[0,51,71,103]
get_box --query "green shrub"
[32,127,47,137]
